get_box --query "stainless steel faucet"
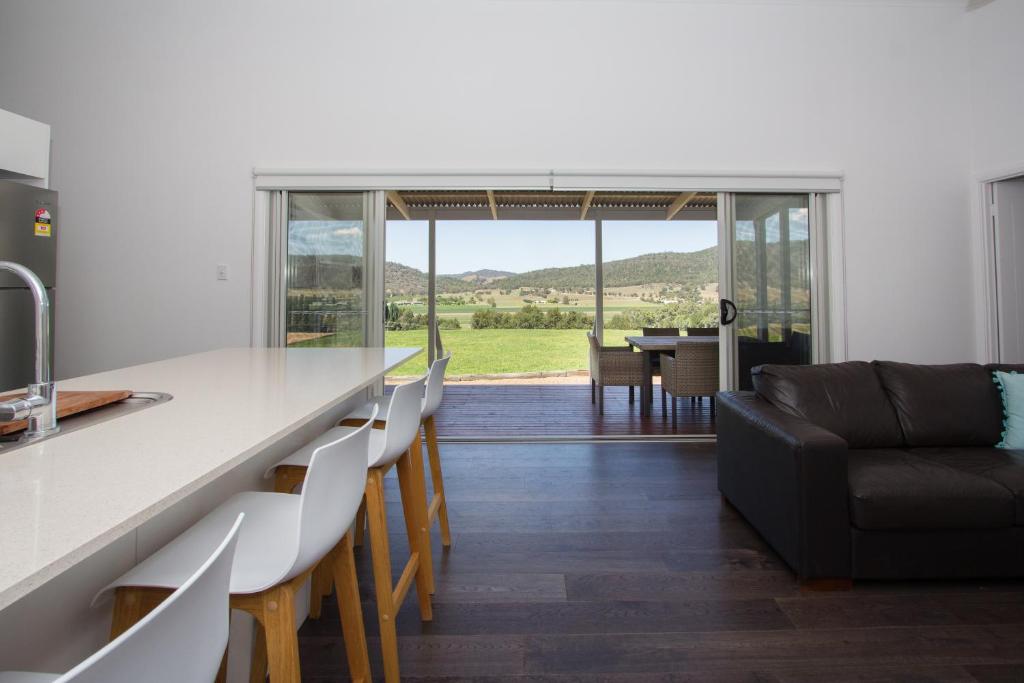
[0,261,59,440]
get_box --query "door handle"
[720,299,737,325]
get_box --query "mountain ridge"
[385,247,718,295]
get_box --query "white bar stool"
[344,353,453,547]
[100,417,377,683]
[268,376,431,683]
[0,515,243,683]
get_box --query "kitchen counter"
[0,347,419,611]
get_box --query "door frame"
[977,163,1024,363]
[251,170,847,377]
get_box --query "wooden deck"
[429,384,716,439]
[299,442,1024,681]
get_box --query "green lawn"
[292,326,644,377]
[383,328,640,377]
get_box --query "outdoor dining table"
[624,335,720,417]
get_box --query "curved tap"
[0,261,59,439]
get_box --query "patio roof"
[385,190,718,221]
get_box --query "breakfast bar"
[0,347,418,677]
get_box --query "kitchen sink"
[0,392,173,453]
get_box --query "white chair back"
[374,375,427,468]
[58,514,243,683]
[421,353,452,419]
[293,411,376,576]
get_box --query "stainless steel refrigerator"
[0,181,57,393]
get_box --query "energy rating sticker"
[34,208,51,237]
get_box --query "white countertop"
[0,347,419,610]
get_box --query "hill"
[499,247,718,291]
[442,269,516,281]
[384,262,479,296]
[385,248,718,296]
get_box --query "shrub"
[472,305,594,330]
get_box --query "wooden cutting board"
[0,390,133,435]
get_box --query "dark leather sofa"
[717,360,1024,582]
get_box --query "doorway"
[991,175,1024,363]
[254,172,841,440]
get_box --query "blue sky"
[386,220,718,274]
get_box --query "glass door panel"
[729,194,811,389]
[285,192,367,347]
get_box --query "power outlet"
[216,264,229,281]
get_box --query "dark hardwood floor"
[298,442,1024,681]
[430,385,716,438]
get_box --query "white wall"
[0,0,979,376]
[967,0,1024,175]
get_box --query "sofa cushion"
[847,449,1015,530]
[751,362,904,448]
[993,371,1024,449]
[911,446,1024,525]
[872,361,1004,447]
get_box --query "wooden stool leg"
[591,379,595,403]
[598,385,604,414]
[215,650,228,683]
[407,437,437,590]
[628,385,634,404]
[308,560,326,619]
[261,584,301,683]
[365,470,402,683]
[423,416,452,547]
[353,497,367,547]
[332,532,372,683]
[248,622,267,683]
[396,445,436,605]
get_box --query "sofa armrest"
[716,391,851,579]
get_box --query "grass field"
[292,326,642,377]
[380,328,641,377]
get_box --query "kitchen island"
[0,347,419,676]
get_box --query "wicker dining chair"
[643,327,680,337]
[642,327,680,378]
[660,340,719,424]
[587,331,645,414]
[686,327,718,336]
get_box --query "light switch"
[217,264,229,281]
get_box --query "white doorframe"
[251,170,846,365]
[365,191,387,348]
[716,193,736,390]
[977,163,1024,363]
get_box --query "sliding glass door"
[720,193,813,390]
[284,192,369,348]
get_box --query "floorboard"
[430,385,715,438]
[297,442,1024,682]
